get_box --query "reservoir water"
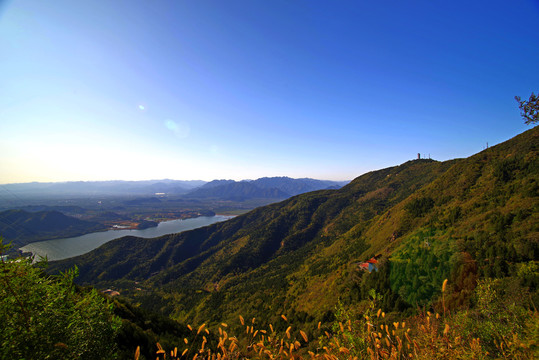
[20,215,232,261]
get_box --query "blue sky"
[1,0,538,183]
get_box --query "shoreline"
[18,215,233,261]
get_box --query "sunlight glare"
[164,119,190,138]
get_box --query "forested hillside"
[0,209,106,248]
[50,127,538,335]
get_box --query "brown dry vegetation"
[141,305,537,359]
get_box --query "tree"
[0,239,121,359]
[515,92,539,125]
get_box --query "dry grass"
[137,309,537,360]
[138,280,538,360]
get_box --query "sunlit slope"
[52,159,449,284]
[364,126,538,256]
[50,126,538,325]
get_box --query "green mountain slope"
[50,127,538,327]
[0,209,106,248]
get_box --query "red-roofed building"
[358,257,378,272]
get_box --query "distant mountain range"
[184,177,348,201]
[185,182,290,201]
[0,180,206,199]
[251,177,349,196]
[0,177,349,203]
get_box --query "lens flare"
[164,119,190,138]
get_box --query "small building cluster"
[102,289,120,297]
[358,257,379,273]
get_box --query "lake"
[20,215,233,261]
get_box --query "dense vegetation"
[0,209,106,248]
[49,126,538,323]
[0,240,120,359]
[4,245,537,359]
[5,126,536,358]
[131,281,538,359]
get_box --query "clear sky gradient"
[1,0,538,183]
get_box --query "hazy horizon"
[0,176,351,186]
[1,1,537,184]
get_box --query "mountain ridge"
[49,127,538,325]
[1,177,348,204]
[184,181,290,201]
[0,209,106,248]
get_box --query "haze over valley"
[0,176,347,257]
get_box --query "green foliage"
[0,240,120,359]
[144,287,537,360]
[354,261,410,313]
[453,278,535,357]
[324,295,379,359]
[0,209,106,248]
[515,92,539,125]
[390,229,453,306]
[493,154,537,184]
[405,197,435,218]
[516,261,539,306]
[517,261,539,290]
[459,226,537,280]
[112,296,206,360]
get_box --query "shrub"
[0,240,121,359]
[405,197,435,218]
[140,280,538,360]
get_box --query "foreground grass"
[139,281,538,360]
